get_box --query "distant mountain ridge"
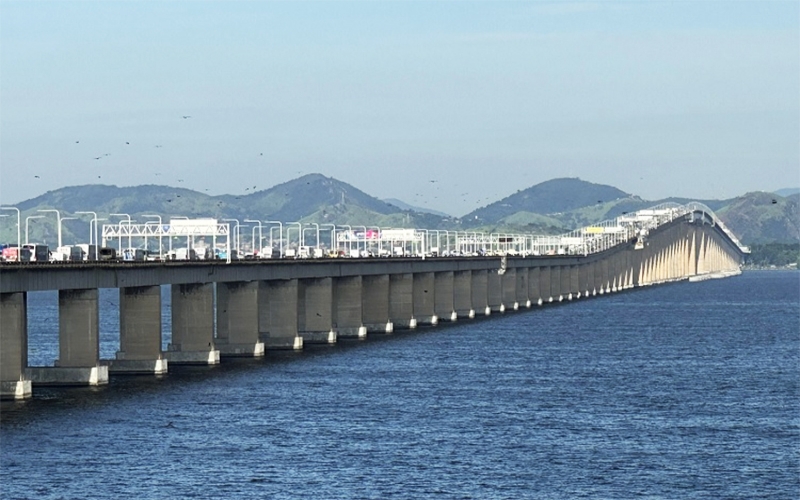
[4,174,798,246]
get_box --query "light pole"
[339,224,352,255]
[25,215,44,244]
[320,223,336,254]
[287,222,302,252]
[306,223,320,250]
[222,218,240,256]
[110,213,132,250]
[264,221,283,258]
[1,206,21,251]
[244,219,263,255]
[76,211,98,260]
[142,215,163,257]
[38,209,62,248]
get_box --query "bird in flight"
[94,156,102,160]
[34,175,40,178]
[75,141,79,144]
[182,116,191,119]
[155,145,162,148]
[125,142,130,145]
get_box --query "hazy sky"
[1,1,798,216]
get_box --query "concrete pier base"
[300,330,337,344]
[364,321,394,333]
[106,356,168,375]
[261,335,303,350]
[0,380,32,400]
[165,349,220,365]
[415,315,439,326]
[338,325,367,339]
[26,365,108,386]
[217,342,266,357]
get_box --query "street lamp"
[222,218,240,256]
[244,219,263,254]
[0,206,20,251]
[25,215,44,244]
[142,214,163,257]
[38,209,62,248]
[287,222,302,252]
[110,213,132,251]
[264,221,283,258]
[320,223,336,253]
[76,211,98,260]
[304,223,320,250]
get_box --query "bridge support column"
[362,275,393,333]
[569,265,579,300]
[502,268,518,310]
[487,270,504,313]
[453,270,474,318]
[334,276,366,339]
[540,266,553,302]
[528,267,543,306]
[516,267,530,308]
[298,278,337,344]
[434,271,457,322]
[27,289,109,386]
[579,264,590,298]
[216,281,265,357]
[551,266,563,301]
[0,292,32,400]
[413,272,438,326]
[559,265,571,301]
[261,280,303,350]
[390,273,416,329]
[471,270,490,315]
[167,283,220,364]
[108,285,168,374]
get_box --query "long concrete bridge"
[0,203,749,400]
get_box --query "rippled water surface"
[2,271,798,499]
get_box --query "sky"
[1,1,798,217]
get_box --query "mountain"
[463,178,631,224]
[716,191,800,244]
[3,174,798,247]
[383,198,451,218]
[775,188,800,197]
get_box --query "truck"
[22,244,49,262]
[1,245,31,262]
[76,244,99,261]
[121,248,147,261]
[53,245,83,262]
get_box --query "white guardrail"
[93,201,748,261]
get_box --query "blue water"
[2,271,798,499]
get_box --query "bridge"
[0,203,749,400]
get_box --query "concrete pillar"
[569,265,579,300]
[362,274,393,333]
[168,283,220,364]
[579,264,590,297]
[334,276,366,339]
[261,279,303,349]
[434,271,458,322]
[554,265,565,302]
[487,269,504,313]
[453,270,474,318]
[593,260,603,294]
[528,267,543,306]
[216,281,266,356]
[390,273,416,329]
[298,278,337,344]
[501,268,518,310]
[412,272,438,325]
[601,258,610,293]
[110,285,168,373]
[471,269,490,316]
[27,288,109,386]
[515,267,531,308]
[540,266,553,302]
[0,292,32,399]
